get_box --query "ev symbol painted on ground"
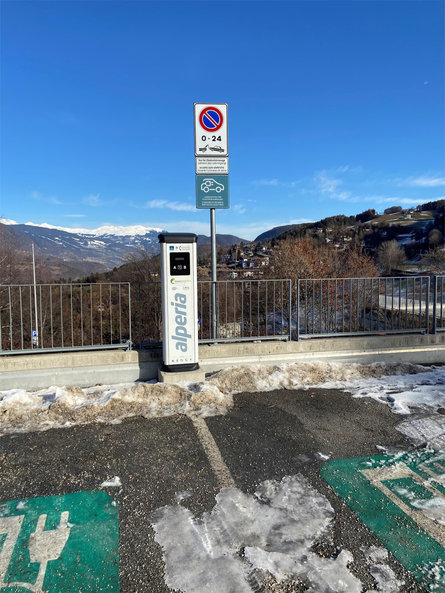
[0,491,119,592]
[0,511,70,592]
[322,450,445,592]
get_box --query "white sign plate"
[194,103,228,157]
[195,157,229,174]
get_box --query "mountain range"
[0,219,247,279]
[2,198,444,280]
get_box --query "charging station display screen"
[170,252,190,276]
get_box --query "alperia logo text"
[171,293,190,352]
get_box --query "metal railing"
[0,283,131,355]
[296,276,431,339]
[432,276,445,333]
[1,276,443,355]
[198,279,292,342]
[133,279,293,346]
[133,281,162,347]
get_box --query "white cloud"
[147,218,302,241]
[233,204,247,215]
[404,176,445,188]
[290,218,314,225]
[252,178,280,187]
[145,199,196,212]
[370,196,421,205]
[314,170,354,201]
[252,178,303,189]
[64,214,86,218]
[315,171,341,194]
[31,191,64,206]
[83,193,101,207]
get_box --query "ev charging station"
[159,232,200,374]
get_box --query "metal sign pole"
[32,243,39,348]
[210,208,217,340]
[194,102,228,343]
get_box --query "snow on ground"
[0,361,443,437]
[361,547,405,593]
[150,474,362,593]
[0,363,443,592]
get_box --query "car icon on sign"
[201,178,224,193]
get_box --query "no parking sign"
[194,103,228,157]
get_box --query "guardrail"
[0,283,131,355]
[432,276,445,333]
[296,276,431,339]
[2,276,444,355]
[133,279,292,346]
[198,279,292,342]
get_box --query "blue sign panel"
[196,175,229,209]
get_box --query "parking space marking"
[191,415,235,488]
[0,491,119,592]
[321,450,445,592]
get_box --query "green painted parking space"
[0,491,119,592]
[321,450,445,592]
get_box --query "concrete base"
[158,366,206,384]
[1,333,445,390]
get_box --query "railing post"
[128,283,132,348]
[431,276,437,335]
[137,282,141,347]
[425,276,430,334]
[296,280,300,341]
[212,281,218,340]
[288,280,292,341]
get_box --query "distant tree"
[356,209,377,223]
[384,206,402,215]
[377,240,406,275]
[267,237,378,280]
[420,199,445,212]
[420,248,445,274]
[428,228,443,249]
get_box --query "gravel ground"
[0,387,430,593]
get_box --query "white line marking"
[190,415,235,489]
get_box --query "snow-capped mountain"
[0,219,247,276]
[1,220,163,269]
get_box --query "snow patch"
[0,362,443,436]
[100,476,122,488]
[361,546,404,592]
[151,474,362,593]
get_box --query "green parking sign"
[196,174,229,209]
[0,491,119,592]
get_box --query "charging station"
[159,232,199,373]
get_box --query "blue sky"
[1,0,444,240]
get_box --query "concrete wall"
[1,333,445,390]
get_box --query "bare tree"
[377,240,406,275]
[428,229,443,249]
[420,248,445,274]
[268,237,378,281]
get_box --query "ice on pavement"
[361,546,404,593]
[0,361,443,436]
[100,476,122,488]
[151,474,363,593]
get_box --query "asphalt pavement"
[0,387,430,593]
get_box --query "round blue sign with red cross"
[199,107,223,132]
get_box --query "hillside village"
[1,200,444,283]
[212,201,445,279]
